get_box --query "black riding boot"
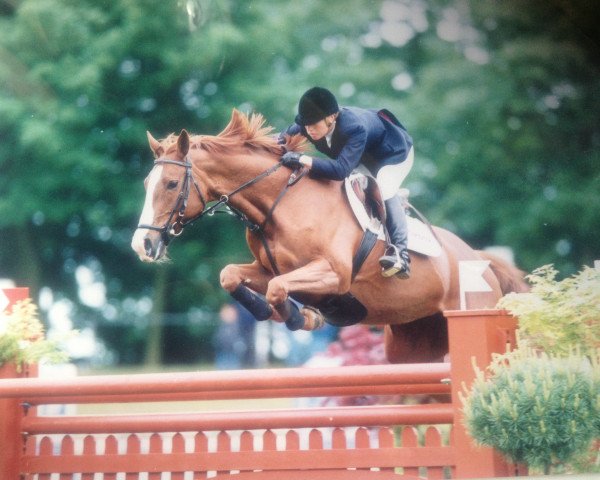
[379,195,411,279]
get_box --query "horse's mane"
[161,109,306,157]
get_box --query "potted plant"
[0,298,68,377]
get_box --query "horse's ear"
[147,131,164,158]
[177,129,190,158]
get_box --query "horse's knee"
[220,265,242,292]
[266,277,288,305]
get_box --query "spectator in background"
[235,302,256,368]
[213,303,246,370]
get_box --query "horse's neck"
[194,151,285,224]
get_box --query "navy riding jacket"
[283,106,413,180]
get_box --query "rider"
[279,86,413,279]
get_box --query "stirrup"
[396,250,411,279]
[379,246,410,278]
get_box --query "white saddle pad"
[344,174,442,257]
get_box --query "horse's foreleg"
[265,258,342,304]
[220,261,272,293]
[220,262,325,331]
[266,258,341,330]
[220,262,274,320]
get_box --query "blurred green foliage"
[498,264,600,356]
[0,0,598,364]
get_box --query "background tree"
[0,0,597,365]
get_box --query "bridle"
[137,158,206,245]
[136,157,305,273]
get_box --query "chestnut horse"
[132,110,526,363]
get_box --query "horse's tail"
[477,250,530,294]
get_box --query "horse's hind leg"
[384,312,448,363]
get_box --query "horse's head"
[131,129,205,262]
[132,110,308,263]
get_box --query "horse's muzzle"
[144,237,154,258]
[131,229,166,262]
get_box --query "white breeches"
[376,147,414,201]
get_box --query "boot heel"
[395,269,410,279]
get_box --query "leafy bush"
[461,345,599,474]
[0,299,68,370]
[497,264,600,356]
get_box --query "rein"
[137,157,306,274]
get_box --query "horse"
[132,109,527,363]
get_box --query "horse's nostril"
[144,237,153,257]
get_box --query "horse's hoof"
[301,306,325,331]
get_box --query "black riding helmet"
[295,87,339,126]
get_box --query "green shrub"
[461,346,599,474]
[497,264,600,357]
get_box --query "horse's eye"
[166,180,179,190]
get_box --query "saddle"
[310,171,442,328]
[350,173,387,226]
[345,171,443,257]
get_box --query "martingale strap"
[251,165,375,281]
[228,167,309,276]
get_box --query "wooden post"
[0,287,30,315]
[445,309,520,479]
[0,287,31,479]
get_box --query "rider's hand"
[276,132,287,145]
[280,152,304,169]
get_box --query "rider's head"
[295,87,339,126]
